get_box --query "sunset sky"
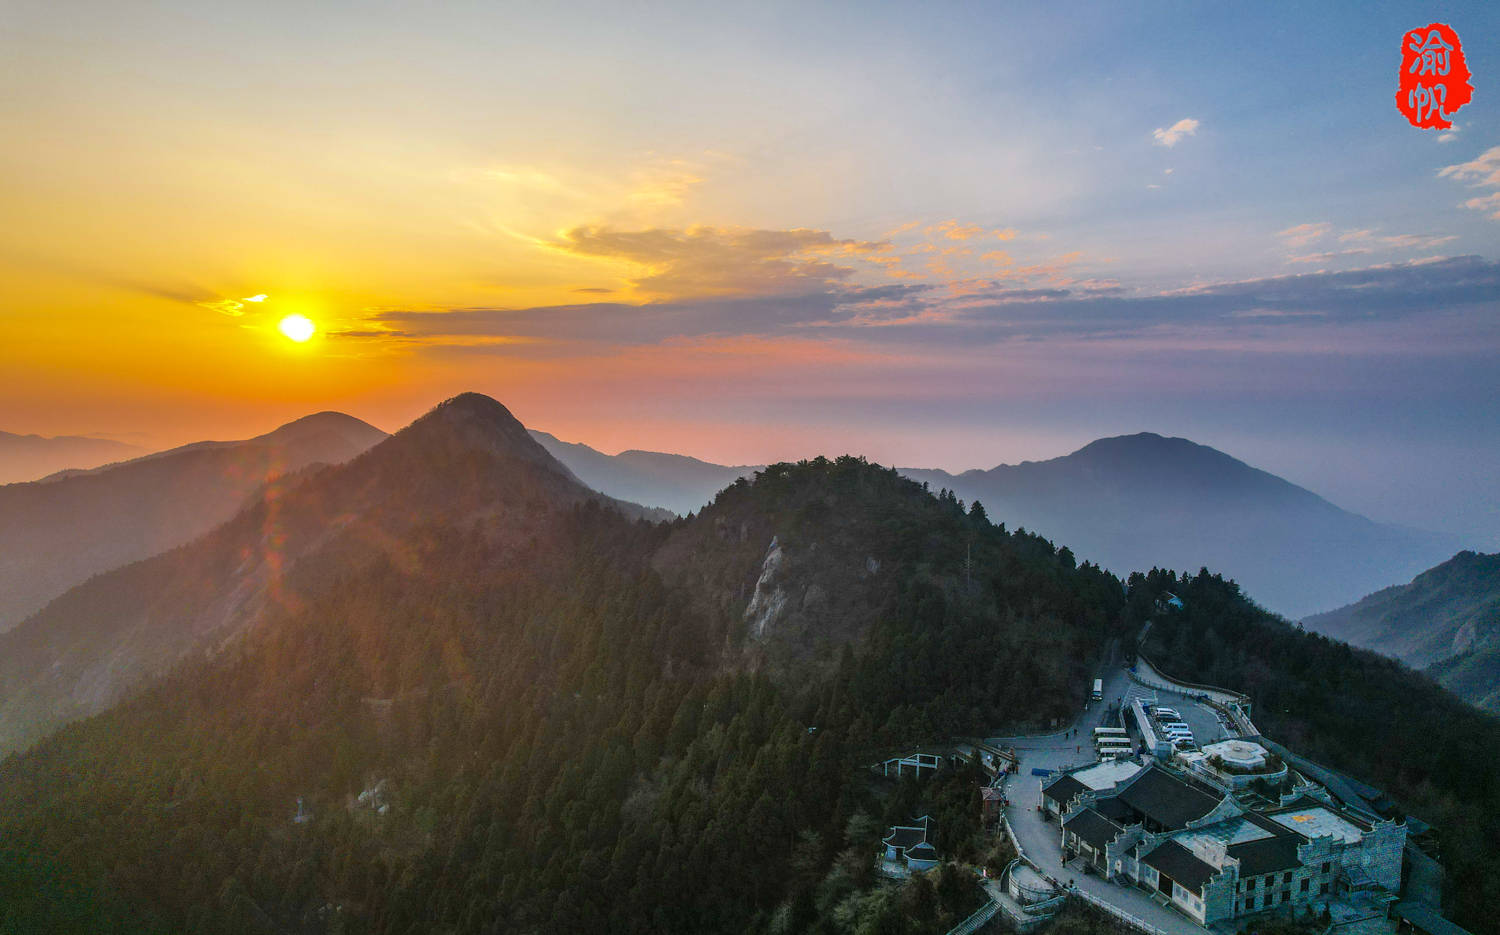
[3,1,1498,543]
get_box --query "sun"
[278,315,316,343]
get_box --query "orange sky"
[3,1,1499,540]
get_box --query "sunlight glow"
[278,315,316,343]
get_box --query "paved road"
[990,664,1213,935]
[1141,687,1231,749]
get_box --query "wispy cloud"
[1276,223,1331,249]
[1338,229,1456,250]
[1438,146,1500,187]
[1152,118,1200,147]
[1460,192,1500,220]
[340,257,1500,359]
[196,293,271,317]
[928,219,985,241]
[1285,249,1370,265]
[545,224,890,299]
[1440,145,1500,219]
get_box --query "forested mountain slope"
[0,411,387,632]
[0,405,1128,934]
[0,395,612,755]
[1136,568,1500,931]
[2,396,1494,934]
[521,430,1459,619]
[1304,550,1500,713]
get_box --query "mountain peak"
[380,393,581,484]
[254,411,387,449]
[1071,432,1207,458]
[414,393,526,432]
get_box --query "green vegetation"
[0,458,1124,934]
[1135,567,1500,933]
[3,454,1494,934]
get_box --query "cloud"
[1439,146,1500,187]
[1375,233,1456,250]
[1152,118,1200,147]
[328,329,416,339]
[360,281,934,352]
[929,219,986,241]
[547,224,890,299]
[1440,146,1500,219]
[881,220,924,238]
[916,256,1500,343]
[338,256,1500,361]
[1460,192,1500,220]
[199,298,246,316]
[1335,229,1456,251]
[1276,223,1331,248]
[1285,249,1371,265]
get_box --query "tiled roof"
[883,816,932,850]
[1228,834,1302,877]
[1143,840,1216,895]
[1094,796,1135,824]
[1118,766,1221,830]
[884,826,926,849]
[1043,774,1089,805]
[1064,808,1123,851]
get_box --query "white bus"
[1095,739,1133,752]
[1093,727,1128,739]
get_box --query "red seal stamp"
[1397,23,1472,129]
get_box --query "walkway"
[993,665,1213,935]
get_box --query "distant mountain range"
[532,430,1460,618]
[2,393,1497,934]
[0,412,388,633]
[528,430,758,515]
[0,431,147,484]
[0,395,656,754]
[1304,551,1500,713]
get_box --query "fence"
[1069,888,1173,935]
[944,899,999,935]
[1133,655,1246,707]
[1129,655,1260,736]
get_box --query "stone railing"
[1130,655,1259,736]
[1133,655,1247,706]
[1068,889,1173,935]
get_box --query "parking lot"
[991,664,1214,935]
